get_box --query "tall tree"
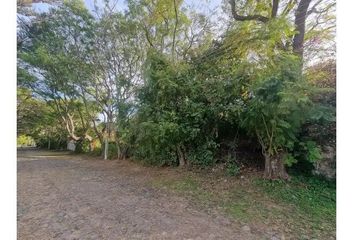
[228,0,335,62]
[18,0,98,147]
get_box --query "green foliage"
[283,153,297,167]
[16,0,336,179]
[132,121,179,165]
[302,141,322,163]
[292,140,323,164]
[132,52,189,165]
[17,135,35,147]
[36,136,67,150]
[75,139,92,153]
[132,50,241,166]
[186,139,218,167]
[107,142,118,160]
[226,161,240,176]
[89,142,119,159]
[240,55,322,163]
[89,139,103,156]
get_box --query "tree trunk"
[171,0,179,63]
[229,0,312,64]
[293,0,312,60]
[264,152,289,180]
[177,145,187,167]
[115,133,124,160]
[89,141,93,152]
[104,116,111,160]
[117,141,121,160]
[122,147,128,160]
[48,138,51,150]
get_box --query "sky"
[32,0,226,36]
[33,0,223,15]
[82,0,223,14]
[83,0,127,13]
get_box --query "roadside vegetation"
[17,0,336,237]
[151,166,335,239]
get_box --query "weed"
[226,162,240,176]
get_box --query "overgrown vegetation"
[17,0,335,196]
[16,0,336,237]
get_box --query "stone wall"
[313,145,336,180]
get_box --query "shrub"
[226,161,240,176]
[107,142,118,160]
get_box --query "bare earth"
[17,149,263,240]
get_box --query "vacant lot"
[17,149,335,240]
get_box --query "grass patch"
[254,175,336,235]
[254,175,336,221]
[151,170,336,238]
[224,202,252,221]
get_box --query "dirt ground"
[18,149,268,240]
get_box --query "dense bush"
[36,137,67,150]
[107,142,118,160]
[75,139,92,153]
[130,50,245,167]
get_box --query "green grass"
[254,175,336,223]
[151,172,336,238]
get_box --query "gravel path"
[17,149,260,240]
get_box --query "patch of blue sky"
[33,0,223,16]
[32,2,52,13]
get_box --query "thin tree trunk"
[104,138,108,160]
[117,141,121,160]
[177,145,187,167]
[104,114,111,160]
[171,0,179,63]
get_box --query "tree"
[17,0,60,15]
[17,87,67,149]
[126,0,213,62]
[16,0,335,177]
[240,55,309,179]
[81,5,145,159]
[227,0,335,63]
[18,0,99,149]
[17,86,47,137]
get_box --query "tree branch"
[229,0,269,23]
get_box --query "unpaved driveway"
[17,149,262,240]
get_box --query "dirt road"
[17,149,261,240]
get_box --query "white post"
[104,120,109,160]
[104,138,108,160]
